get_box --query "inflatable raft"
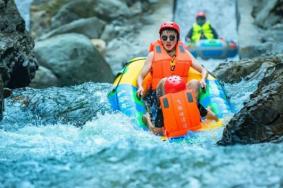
[108,57,233,140]
[187,39,238,59]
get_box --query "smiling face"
[160,29,178,52]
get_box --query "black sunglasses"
[161,35,176,42]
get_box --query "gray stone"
[129,1,143,16]
[34,33,114,86]
[239,43,273,59]
[40,17,106,40]
[51,0,96,29]
[100,24,116,42]
[30,66,59,88]
[32,0,49,5]
[95,0,131,21]
[217,54,283,145]
[0,0,38,89]
[214,58,266,84]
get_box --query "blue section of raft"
[188,39,238,59]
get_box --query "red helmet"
[196,11,206,19]
[164,75,186,94]
[159,21,180,37]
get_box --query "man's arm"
[137,52,154,97]
[187,51,208,88]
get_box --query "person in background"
[186,11,218,43]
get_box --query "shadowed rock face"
[217,54,283,145]
[0,0,38,88]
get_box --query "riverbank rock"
[40,17,106,40]
[31,0,172,73]
[30,66,59,88]
[34,33,113,86]
[216,54,283,145]
[237,0,283,58]
[214,55,276,83]
[0,0,38,89]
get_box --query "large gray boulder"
[217,54,283,145]
[95,0,131,21]
[214,56,274,83]
[34,33,114,86]
[51,0,97,29]
[40,17,106,40]
[0,0,38,89]
[30,66,59,88]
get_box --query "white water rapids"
[1,1,282,188]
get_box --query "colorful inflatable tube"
[187,39,238,59]
[107,57,234,139]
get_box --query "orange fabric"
[142,73,152,95]
[148,42,155,52]
[150,40,192,90]
[160,89,201,138]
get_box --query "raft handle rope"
[110,57,146,93]
[110,64,127,93]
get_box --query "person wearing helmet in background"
[137,21,217,135]
[186,11,219,43]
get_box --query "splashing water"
[2,1,283,188]
[1,108,283,187]
[15,0,33,31]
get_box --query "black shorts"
[143,90,207,128]
[143,90,164,128]
[198,103,208,117]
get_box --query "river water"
[1,1,283,188]
[15,0,33,31]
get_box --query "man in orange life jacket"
[137,21,217,135]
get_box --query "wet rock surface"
[30,66,59,88]
[40,17,106,40]
[34,33,113,86]
[237,0,283,58]
[31,0,172,75]
[1,82,112,131]
[217,54,283,145]
[0,0,38,89]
